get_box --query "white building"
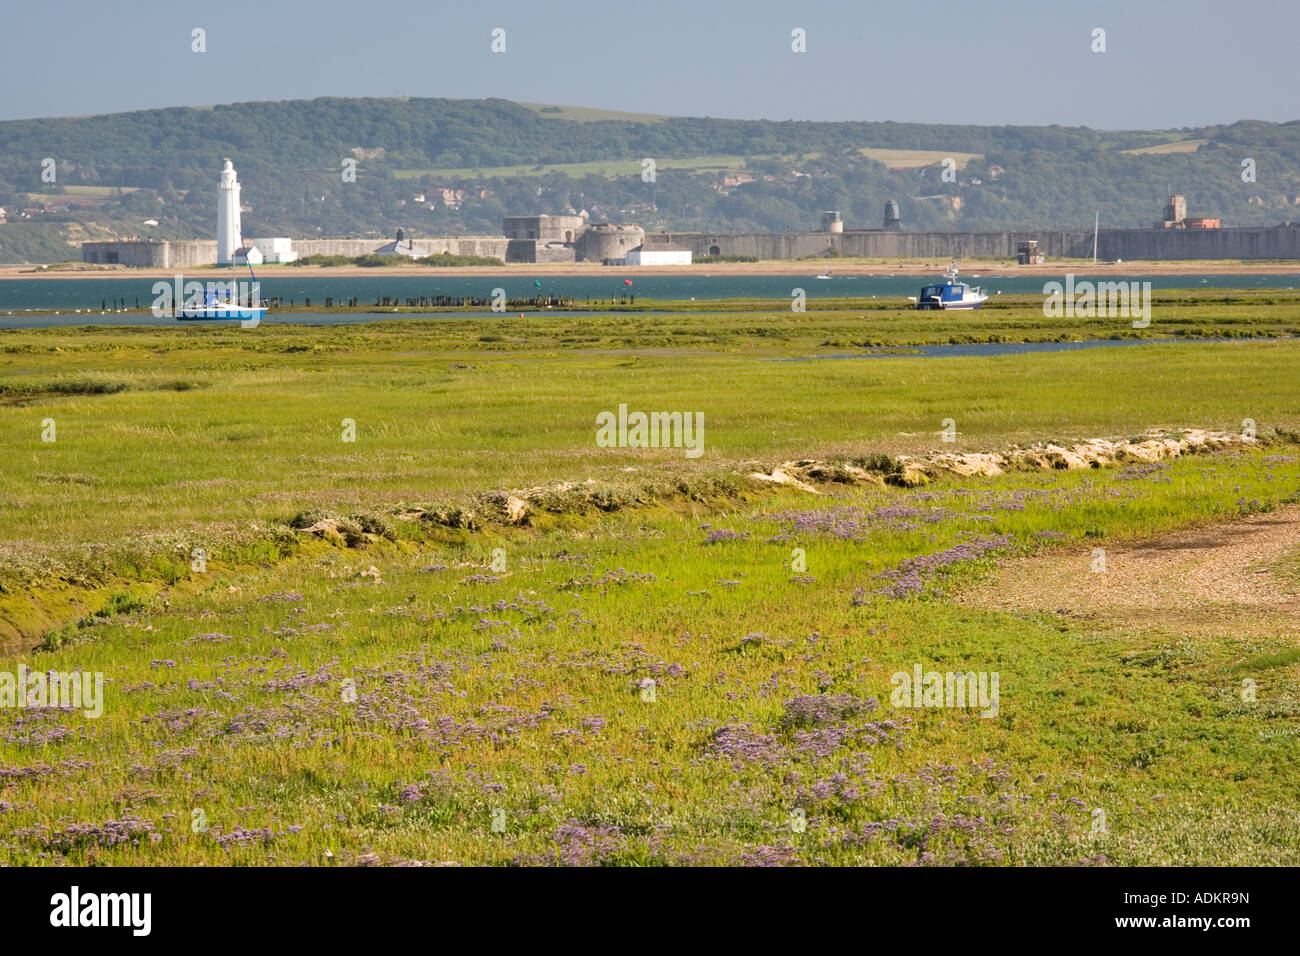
[217,159,242,265]
[247,237,298,263]
[625,241,692,266]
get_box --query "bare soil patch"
[964,508,1300,636]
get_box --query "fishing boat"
[913,261,988,310]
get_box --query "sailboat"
[178,255,268,321]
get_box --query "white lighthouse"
[217,159,242,264]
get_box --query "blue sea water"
[1,272,1296,330]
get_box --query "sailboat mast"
[246,259,260,307]
[1092,212,1099,265]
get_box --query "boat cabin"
[920,282,967,304]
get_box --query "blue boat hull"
[177,307,268,321]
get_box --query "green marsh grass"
[1,301,1298,865]
[1,454,1298,864]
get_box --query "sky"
[3,0,1297,128]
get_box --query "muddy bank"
[748,428,1256,490]
[3,426,1274,655]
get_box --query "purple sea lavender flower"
[780,693,878,730]
[44,815,156,851]
[740,844,802,867]
[531,821,626,867]
[706,724,781,763]
[874,534,1013,598]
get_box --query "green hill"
[1,97,1298,261]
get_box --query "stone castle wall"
[82,225,1300,267]
[661,227,1300,261]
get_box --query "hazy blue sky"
[4,0,1296,128]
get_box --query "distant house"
[626,241,692,266]
[723,173,755,188]
[0,207,6,223]
[432,187,465,209]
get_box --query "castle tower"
[217,159,242,264]
[1164,194,1186,227]
[883,200,902,231]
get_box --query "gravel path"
[964,507,1300,634]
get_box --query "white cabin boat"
[915,261,988,310]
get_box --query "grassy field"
[859,148,981,169]
[518,103,671,124]
[25,186,141,198]
[1,293,1298,865]
[1120,139,1209,156]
